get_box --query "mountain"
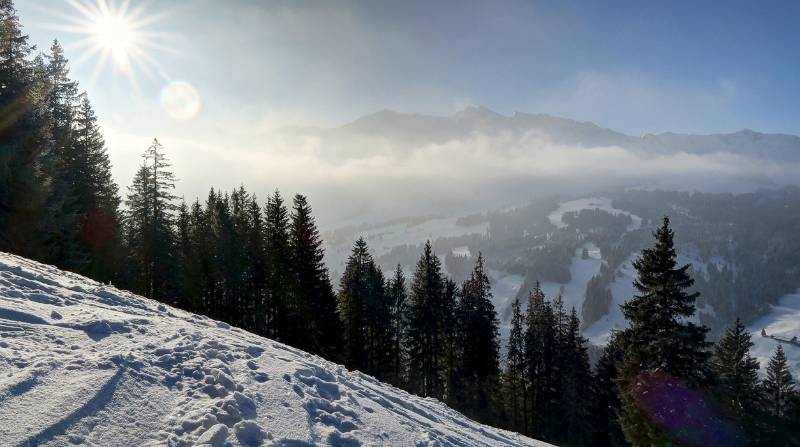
[330,106,800,161]
[0,252,547,447]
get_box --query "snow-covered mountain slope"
[0,253,548,447]
[748,290,800,377]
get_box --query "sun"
[89,6,137,72]
[40,0,174,88]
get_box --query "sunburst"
[37,0,175,90]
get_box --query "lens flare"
[160,81,201,121]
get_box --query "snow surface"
[583,255,638,346]
[0,252,549,447]
[547,197,642,232]
[540,243,603,317]
[747,290,800,376]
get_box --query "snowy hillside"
[748,290,800,377]
[0,252,548,447]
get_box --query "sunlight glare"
[41,0,175,89]
[160,81,202,121]
[91,10,135,72]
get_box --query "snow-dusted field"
[583,255,638,346]
[540,243,603,317]
[547,197,642,232]
[748,290,800,376]
[0,252,548,447]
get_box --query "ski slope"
[0,252,548,447]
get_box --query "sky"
[14,0,800,225]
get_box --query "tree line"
[2,3,799,445]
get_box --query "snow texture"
[0,252,549,446]
[748,290,800,376]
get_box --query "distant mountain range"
[285,106,800,162]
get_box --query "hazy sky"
[15,0,800,225]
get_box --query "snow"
[0,252,548,446]
[547,197,642,232]
[540,243,603,316]
[583,254,638,346]
[451,246,471,257]
[747,290,800,376]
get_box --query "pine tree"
[124,139,178,301]
[502,296,528,434]
[524,282,557,438]
[712,318,761,420]
[288,194,340,359]
[0,0,49,258]
[762,345,796,419]
[406,240,447,399]
[42,40,82,270]
[452,253,500,423]
[264,190,291,340]
[72,93,121,282]
[617,216,712,446]
[387,264,408,387]
[338,237,372,372]
[557,307,593,446]
[591,333,626,447]
[242,195,268,334]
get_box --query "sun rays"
[36,0,176,91]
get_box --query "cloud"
[103,112,799,229]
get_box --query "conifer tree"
[524,282,557,438]
[452,254,500,423]
[591,333,626,447]
[264,190,291,340]
[762,345,796,419]
[387,264,408,387]
[124,139,178,300]
[712,318,761,420]
[502,296,528,434]
[72,93,121,282]
[243,195,268,334]
[338,237,372,372]
[41,40,82,270]
[617,216,711,446]
[557,307,593,446]
[289,194,340,359]
[0,0,49,258]
[406,241,447,399]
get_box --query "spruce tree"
[406,240,447,399]
[712,318,761,420]
[288,194,340,360]
[556,307,593,446]
[387,264,408,387]
[592,333,626,447]
[452,253,500,423]
[502,296,527,434]
[523,282,557,438]
[123,139,178,301]
[42,40,82,270]
[617,216,711,446]
[243,195,268,334]
[264,190,291,340]
[0,0,49,258]
[72,93,121,282]
[762,345,796,418]
[338,237,372,372]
